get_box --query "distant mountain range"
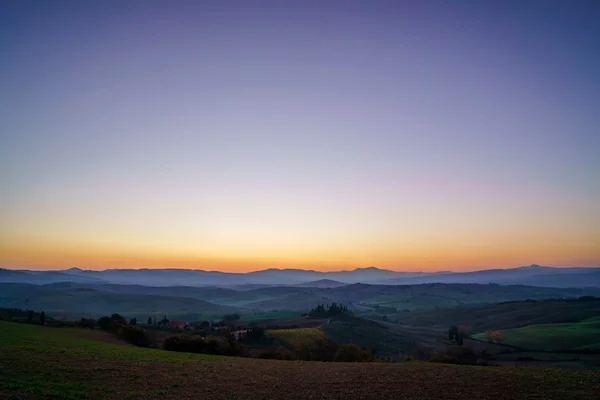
[1,264,599,288]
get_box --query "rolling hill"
[0,283,243,319]
[2,321,599,399]
[472,317,600,351]
[3,264,600,287]
[394,298,600,332]
[321,313,421,359]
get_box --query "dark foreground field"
[1,322,599,400]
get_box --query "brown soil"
[2,349,600,400]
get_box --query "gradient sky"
[1,0,599,272]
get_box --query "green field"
[267,328,326,349]
[0,321,224,363]
[473,317,600,351]
[2,321,600,399]
[362,295,459,311]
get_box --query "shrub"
[294,337,339,361]
[334,344,372,362]
[98,314,127,331]
[118,325,152,347]
[98,316,111,330]
[77,318,96,329]
[429,347,478,365]
[162,334,246,356]
[258,346,294,360]
[108,319,127,332]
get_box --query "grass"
[2,321,600,399]
[266,328,327,349]
[394,298,600,332]
[0,321,224,362]
[362,295,459,311]
[473,318,600,351]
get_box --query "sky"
[1,0,599,272]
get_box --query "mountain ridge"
[2,264,599,287]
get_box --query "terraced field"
[2,321,600,399]
[266,328,326,349]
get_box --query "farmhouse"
[168,320,187,329]
[231,329,247,341]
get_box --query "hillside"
[293,279,347,288]
[394,298,600,332]
[4,265,600,287]
[0,283,243,319]
[1,321,599,399]
[267,328,328,350]
[321,314,420,359]
[3,281,599,321]
[0,268,105,284]
[472,317,600,351]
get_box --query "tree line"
[308,303,348,318]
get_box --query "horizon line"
[3,264,598,274]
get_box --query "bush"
[294,338,339,361]
[98,316,111,330]
[118,325,152,347]
[163,334,246,356]
[98,314,127,331]
[77,318,96,329]
[429,347,478,365]
[334,344,372,362]
[258,346,294,360]
[108,319,127,332]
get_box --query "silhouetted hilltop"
[1,264,599,288]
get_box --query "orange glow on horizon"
[1,235,598,272]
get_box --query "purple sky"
[1,1,599,271]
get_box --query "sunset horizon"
[2,1,599,275]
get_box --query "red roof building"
[168,320,187,329]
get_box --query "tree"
[98,314,127,330]
[157,314,170,327]
[491,331,505,343]
[40,311,46,325]
[246,327,265,341]
[449,325,458,341]
[78,318,95,329]
[308,303,349,318]
[334,344,370,362]
[118,325,152,347]
[111,313,126,323]
[484,330,492,342]
[98,316,112,330]
[147,317,152,325]
[223,314,240,321]
[129,318,137,325]
[27,310,33,322]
